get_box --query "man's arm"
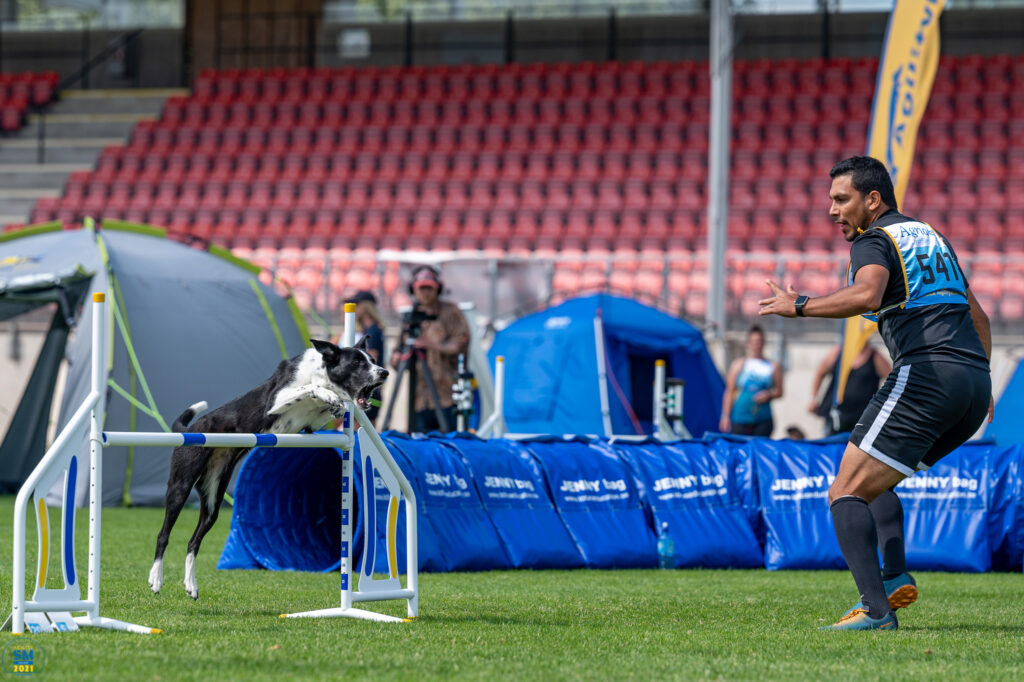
[965,287,991,361]
[965,286,995,424]
[758,265,889,319]
[809,345,840,411]
[871,347,892,380]
[719,358,741,431]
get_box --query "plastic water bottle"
[656,521,674,569]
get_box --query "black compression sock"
[870,489,908,581]
[831,496,889,620]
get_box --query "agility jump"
[5,296,418,634]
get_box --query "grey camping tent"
[0,220,310,505]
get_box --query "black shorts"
[849,361,990,477]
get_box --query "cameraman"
[390,265,470,433]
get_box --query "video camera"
[400,304,438,339]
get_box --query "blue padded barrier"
[386,433,512,572]
[895,442,992,573]
[752,439,846,570]
[218,434,1024,575]
[523,437,656,568]
[440,434,585,569]
[610,438,762,568]
[987,444,1023,572]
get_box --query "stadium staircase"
[0,88,183,230]
[19,56,1024,322]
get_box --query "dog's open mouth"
[355,381,383,410]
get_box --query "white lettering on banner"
[560,479,601,493]
[562,492,630,503]
[897,475,979,492]
[653,474,726,493]
[483,476,535,492]
[425,472,468,490]
[770,476,833,492]
[560,479,627,494]
[425,472,449,486]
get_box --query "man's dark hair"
[829,156,898,211]
[748,324,764,337]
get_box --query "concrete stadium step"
[53,88,185,115]
[0,164,90,190]
[0,188,61,220]
[0,89,181,225]
[22,112,157,139]
[0,143,118,165]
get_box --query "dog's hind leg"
[183,450,238,600]
[150,446,206,595]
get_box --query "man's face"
[829,174,874,242]
[414,283,438,305]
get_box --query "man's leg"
[870,489,907,580]
[829,443,906,620]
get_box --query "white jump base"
[4,296,418,634]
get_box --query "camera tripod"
[381,336,451,433]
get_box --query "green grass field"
[1,495,1022,681]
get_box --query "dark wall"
[1,7,1020,88]
[0,28,183,88]
[317,8,1024,68]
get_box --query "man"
[719,325,783,437]
[809,342,890,436]
[390,265,470,433]
[759,156,993,631]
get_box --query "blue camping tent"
[488,294,724,437]
[987,356,1024,445]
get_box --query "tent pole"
[593,313,613,437]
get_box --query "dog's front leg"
[268,384,344,418]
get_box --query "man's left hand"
[759,280,799,318]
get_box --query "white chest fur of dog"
[266,348,349,433]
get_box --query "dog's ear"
[354,335,370,351]
[311,339,340,363]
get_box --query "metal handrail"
[32,28,145,164]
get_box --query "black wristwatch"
[794,295,810,317]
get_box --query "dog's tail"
[172,401,208,432]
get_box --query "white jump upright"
[653,359,690,440]
[5,297,418,634]
[476,355,506,438]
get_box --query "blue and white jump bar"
[101,432,354,449]
[6,295,418,634]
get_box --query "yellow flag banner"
[837,0,946,403]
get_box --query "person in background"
[390,265,470,433]
[809,342,891,436]
[719,324,784,437]
[343,290,385,363]
[337,290,385,421]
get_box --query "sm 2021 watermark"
[2,639,45,676]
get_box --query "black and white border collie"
[148,337,387,599]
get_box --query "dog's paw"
[148,559,163,594]
[327,401,346,418]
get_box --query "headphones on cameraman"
[407,264,445,296]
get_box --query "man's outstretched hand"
[759,280,799,318]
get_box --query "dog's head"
[311,337,389,410]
